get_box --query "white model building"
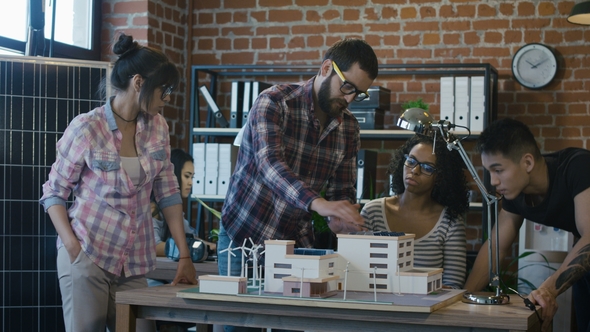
[264,240,340,294]
[336,233,443,294]
[265,232,443,296]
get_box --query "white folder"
[230,81,244,128]
[469,76,486,132]
[454,77,470,129]
[204,143,219,195]
[192,143,206,195]
[217,144,239,197]
[440,77,454,123]
[242,82,251,124]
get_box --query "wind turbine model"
[247,238,266,288]
[236,238,252,278]
[219,240,236,275]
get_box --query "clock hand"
[525,60,536,68]
[532,58,549,68]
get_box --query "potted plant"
[401,97,429,111]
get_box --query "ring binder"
[199,85,229,128]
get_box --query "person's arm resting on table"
[160,203,197,285]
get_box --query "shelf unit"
[188,63,498,238]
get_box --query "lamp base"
[462,291,510,305]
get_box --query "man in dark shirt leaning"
[465,118,590,332]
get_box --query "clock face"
[512,43,557,89]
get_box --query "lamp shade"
[568,1,590,25]
[396,108,434,134]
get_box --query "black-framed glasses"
[404,154,437,176]
[332,61,369,102]
[160,85,174,100]
[128,74,174,100]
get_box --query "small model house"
[264,240,340,294]
[198,275,248,295]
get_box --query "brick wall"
[103,0,589,255]
[101,0,192,147]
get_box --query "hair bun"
[113,33,140,57]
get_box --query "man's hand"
[528,287,557,331]
[310,198,365,233]
[171,258,198,286]
[326,216,364,233]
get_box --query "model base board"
[177,287,465,313]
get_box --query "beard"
[318,78,348,118]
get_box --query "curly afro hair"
[388,134,470,219]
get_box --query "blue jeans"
[217,223,248,277]
[573,270,590,332]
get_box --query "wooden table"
[145,257,218,281]
[116,284,543,332]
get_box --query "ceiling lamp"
[568,1,590,25]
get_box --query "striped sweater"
[360,197,466,289]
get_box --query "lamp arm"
[446,138,502,288]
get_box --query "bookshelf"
[188,63,498,239]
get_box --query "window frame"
[0,0,102,60]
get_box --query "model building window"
[399,243,405,248]
[398,253,404,258]
[428,282,433,292]
[274,273,291,279]
[406,241,412,247]
[369,284,387,289]
[328,262,334,268]
[405,261,411,267]
[274,263,292,269]
[406,251,412,256]
[369,273,388,279]
[437,279,441,289]
[291,288,301,293]
[370,253,388,259]
[398,263,403,269]
[369,263,387,269]
[370,243,388,248]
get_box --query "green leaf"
[194,197,222,219]
[401,97,429,111]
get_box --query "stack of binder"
[192,143,239,197]
[230,81,273,128]
[348,86,391,129]
[439,76,486,132]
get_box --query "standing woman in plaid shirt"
[40,33,196,332]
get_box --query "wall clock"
[512,43,557,89]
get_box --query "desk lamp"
[397,108,509,305]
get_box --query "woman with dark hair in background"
[152,148,196,258]
[40,33,196,332]
[361,134,470,289]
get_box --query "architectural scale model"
[198,231,444,299]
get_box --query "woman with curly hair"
[360,134,469,289]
